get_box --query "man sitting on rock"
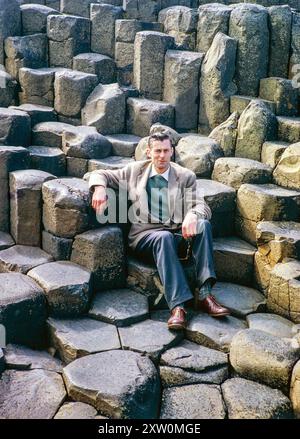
[88,132,230,330]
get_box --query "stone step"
[277,116,300,143]
[197,178,236,237]
[0,245,53,274]
[0,272,47,347]
[213,237,256,286]
[212,157,273,190]
[54,402,99,419]
[20,3,61,36]
[159,339,228,387]
[259,77,298,117]
[230,95,276,116]
[73,52,116,84]
[9,103,57,127]
[27,260,92,318]
[261,140,289,170]
[126,97,175,138]
[88,155,134,172]
[88,288,149,327]
[230,328,300,394]
[236,183,300,245]
[47,316,120,364]
[246,313,300,343]
[256,220,300,263]
[0,232,15,250]
[28,145,66,177]
[273,142,300,191]
[62,350,160,418]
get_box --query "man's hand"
[182,212,198,239]
[92,185,107,213]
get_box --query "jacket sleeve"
[86,165,130,192]
[184,172,212,220]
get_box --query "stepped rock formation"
[0,0,300,420]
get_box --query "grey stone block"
[42,230,73,261]
[73,53,116,84]
[28,261,92,318]
[0,108,31,146]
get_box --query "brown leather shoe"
[198,295,230,317]
[167,306,187,330]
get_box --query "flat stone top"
[277,116,300,124]
[257,221,300,240]
[74,226,122,242]
[74,53,112,61]
[20,4,58,13]
[106,134,141,143]
[12,104,55,112]
[240,183,300,197]
[271,259,300,280]
[197,179,236,196]
[127,97,174,108]
[42,177,89,195]
[27,261,91,289]
[10,169,56,187]
[0,273,43,303]
[0,108,30,117]
[160,339,227,370]
[33,121,75,133]
[63,350,157,393]
[165,49,204,61]
[0,146,28,155]
[0,246,53,272]
[215,157,272,170]
[55,69,98,81]
[213,236,256,254]
[28,146,64,156]
[247,313,297,340]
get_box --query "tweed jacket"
[87,160,212,250]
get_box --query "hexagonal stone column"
[273,142,300,191]
[42,178,90,238]
[21,4,61,35]
[0,273,47,347]
[54,69,98,119]
[0,369,66,419]
[47,14,90,68]
[63,350,160,418]
[28,146,66,177]
[212,157,272,190]
[89,288,149,326]
[159,340,228,387]
[133,31,174,100]
[73,53,116,84]
[0,70,17,107]
[268,259,300,323]
[222,377,293,419]
[268,6,292,78]
[158,6,198,51]
[230,329,300,393]
[10,170,56,246]
[197,179,236,237]
[47,316,120,363]
[163,50,203,132]
[236,183,300,245]
[0,146,29,232]
[0,108,31,146]
[175,135,223,178]
[81,83,126,135]
[199,32,237,135]
[229,4,269,96]
[160,384,226,419]
[18,67,57,107]
[0,0,21,65]
[235,100,278,162]
[91,3,123,57]
[213,237,256,286]
[196,4,231,53]
[127,97,175,137]
[118,318,184,363]
[256,221,300,264]
[28,261,92,318]
[0,245,53,274]
[71,227,126,291]
[260,77,298,117]
[4,34,48,80]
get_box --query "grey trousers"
[134,219,217,311]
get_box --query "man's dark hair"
[148,133,173,149]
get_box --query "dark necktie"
[147,174,169,223]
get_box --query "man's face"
[146,139,173,173]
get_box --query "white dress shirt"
[149,164,170,181]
